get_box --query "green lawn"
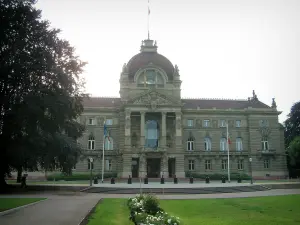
[0,198,46,212]
[87,195,300,225]
[6,180,89,185]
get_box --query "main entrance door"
[147,158,161,178]
[131,158,139,178]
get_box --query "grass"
[87,195,300,225]
[6,180,89,185]
[0,198,46,212]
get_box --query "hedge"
[46,172,117,181]
[185,172,251,180]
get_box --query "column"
[140,111,145,147]
[175,112,182,146]
[125,109,131,146]
[175,111,185,177]
[161,112,167,147]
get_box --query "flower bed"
[127,194,181,225]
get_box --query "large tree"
[284,101,300,177]
[0,0,87,190]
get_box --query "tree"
[284,101,300,147]
[0,0,87,190]
[284,101,300,177]
[287,136,300,166]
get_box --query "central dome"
[127,40,174,81]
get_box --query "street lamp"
[249,157,253,185]
[89,157,93,186]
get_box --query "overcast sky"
[35,0,300,123]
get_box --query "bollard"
[160,175,165,184]
[221,176,226,183]
[174,175,178,184]
[94,177,98,184]
[189,177,194,184]
[111,177,115,184]
[144,176,148,184]
[237,175,242,183]
[205,176,210,184]
[128,175,132,184]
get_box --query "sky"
[35,0,300,123]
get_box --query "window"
[87,158,94,170]
[187,137,194,151]
[236,138,243,151]
[220,138,227,151]
[105,137,113,150]
[106,119,113,125]
[137,69,164,87]
[88,136,95,150]
[105,159,112,171]
[188,160,195,171]
[205,160,212,170]
[235,120,241,127]
[88,118,95,125]
[221,159,227,170]
[145,120,159,148]
[203,120,210,127]
[187,119,194,127]
[237,159,244,170]
[220,120,226,127]
[262,137,269,151]
[204,137,212,151]
[264,159,270,169]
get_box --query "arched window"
[262,137,269,151]
[88,135,95,150]
[236,138,243,151]
[137,69,164,87]
[220,137,227,151]
[105,137,113,150]
[204,137,212,151]
[145,120,159,148]
[187,137,195,151]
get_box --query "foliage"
[284,101,300,147]
[287,136,300,166]
[128,194,181,225]
[0,0,87,190]
[46,172,117,181]
[185,172,251,180]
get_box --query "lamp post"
[89,157,93,186]
[249,157,253,184]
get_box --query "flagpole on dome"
[101,120,106,183]
[147,0,150,40]
[226,122,231,183]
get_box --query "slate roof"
[82,97,271,110]
[127,52,174,81]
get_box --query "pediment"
[127,90,181,109]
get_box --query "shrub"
[128,194,181,225]
[185,172,251,180]
[46,172,117,181]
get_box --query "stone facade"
[75,39,288,179]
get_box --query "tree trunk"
[0,175,8,193]
[17,168,22,183]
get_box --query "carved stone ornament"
[260,127,270,137]
[132,91,173,108]
[125,117,131,129]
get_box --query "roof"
[82,97,271,110]
[127,52,174,81]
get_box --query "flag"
[103,122,110,142]
[227,136,231,145]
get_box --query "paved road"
[0,189,299,225]
[0,192,99,225]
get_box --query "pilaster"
[140,111,145,147]
[125,109,131,146]
[161,112,167,147]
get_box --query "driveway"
[0,192,100,225]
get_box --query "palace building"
[75,39,288,179]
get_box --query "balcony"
[258,149,276,155]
